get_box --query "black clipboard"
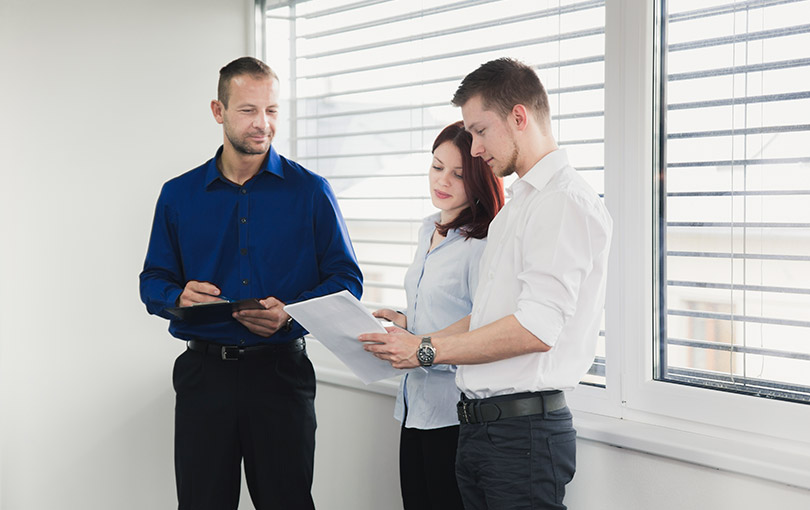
[166,298,264,324]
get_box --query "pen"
[201,293,233,302]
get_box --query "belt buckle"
[221,346,240,361]
[457,400,473,424]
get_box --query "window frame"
[258,0,810,489]
[571,0,810,489]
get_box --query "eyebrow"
[234,102,279,109]
[433,155,462,170]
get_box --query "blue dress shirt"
[394,213,486,429]
[139,146,363,345]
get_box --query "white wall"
[315,376,810,510]
[1,1,808,510]
[0,1,248,508]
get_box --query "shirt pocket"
[420,270,471,313]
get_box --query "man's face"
[461,95,520,178]
[215,75,279,155]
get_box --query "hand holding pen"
[177,280,229,307]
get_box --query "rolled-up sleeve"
[514,192,596,347]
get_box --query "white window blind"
[262,0,606,384]
[659,0,810,402]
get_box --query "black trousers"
[455,403,576,510]
[399,424,464,510]
[173,344,316,510]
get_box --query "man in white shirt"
[360,57,612,509]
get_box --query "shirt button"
[240,339,246,345]
[240,248,248,255]
[240,188,247,195]
[242,279,249,285]
[240,217,247,224]
[489,271,495,279]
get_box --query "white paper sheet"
[284,290,401,384]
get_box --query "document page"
[284,290,401,384]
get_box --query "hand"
[372,308,407,329]
[233,297,289,338]
[359,327,421,369]
[178,281,225,307]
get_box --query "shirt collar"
[204,145,284,188]
[506,148,570,197]
[423,211,464,242]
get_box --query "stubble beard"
[225,124,273,155]
[495,142,520,178]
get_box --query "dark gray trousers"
[455,404,576,510]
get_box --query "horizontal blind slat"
[668,124,810,139]
[666,337,810,361]
[301,0,606,58]
[668,91,810,110]
[668,24,810,52]
[667,309,810,328]
[667,279,810,295]
[299,28,605,79]
[667,156,810,167]
[668,0,806,23]
[667,251,810,262]
[668,57,810,81]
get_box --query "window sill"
[572,409,810,491]
[308,338,810,491]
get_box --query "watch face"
[417,344,435,365]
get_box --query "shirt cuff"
[166,287,183,310]
[514,301,565,347]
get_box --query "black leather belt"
[457,391,566,424]
[187,338,305,361]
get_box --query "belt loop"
[541,392,550,419]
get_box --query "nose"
[470,137,484,158]
[253,112,270,130]
[437,171,452,187]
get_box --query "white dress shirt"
[394,213,486,429]
[457,149,613,399]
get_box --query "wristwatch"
[283,316,294,332]
[416,336,436,367]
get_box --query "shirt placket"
[237,184,251,298]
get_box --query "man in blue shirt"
[140,56,362,510]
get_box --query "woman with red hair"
[374,121,504,510]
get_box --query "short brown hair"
[451,58,549,123]
[217,56,278,108]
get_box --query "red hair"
[433,121,504,239]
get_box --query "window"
[658,0,810,403]
[260,0,810,488]
[261,0,607,384]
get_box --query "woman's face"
[429,141,470,220]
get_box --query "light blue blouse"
[394,213,486,429]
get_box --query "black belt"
[457,391,566,424]
[187,338,305,361]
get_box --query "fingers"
[234,313,279,337]
[186,280,221,295]
[260,296,284,310]
[359,331,419,369]
[372,308,394,320]
[234,298,288,338]
[178,280,222,306]
[359,332,388,344]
